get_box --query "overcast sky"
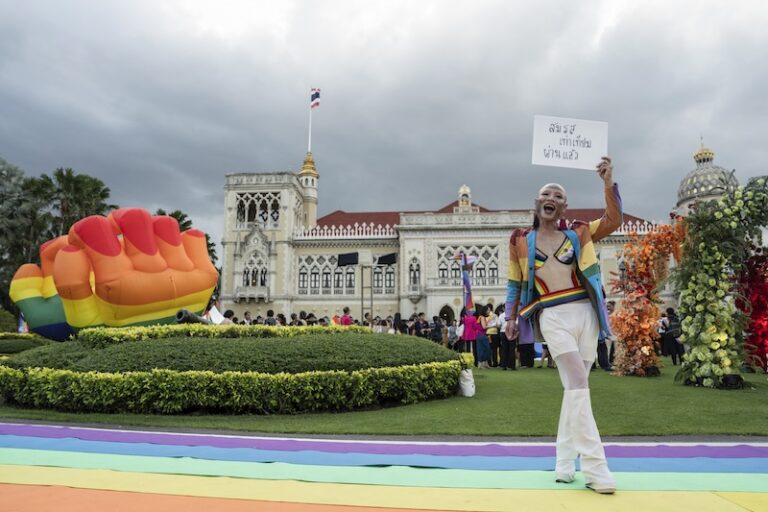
[2,1,767,249]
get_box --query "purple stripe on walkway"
[0,423,765,459]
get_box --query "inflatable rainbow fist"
[10,208,219,341]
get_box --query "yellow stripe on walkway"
[0,464,760,512]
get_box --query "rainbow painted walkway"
[0,422,766,511]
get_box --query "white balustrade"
[294,222,398,240]
[294,220,662,239]
[613,220,664,235]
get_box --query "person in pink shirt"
[461,308,479,367]
[339,307,353,326]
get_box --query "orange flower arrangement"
[611,222,682,376]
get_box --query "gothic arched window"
[235,192,281,228]
[298,269,308,291]
[385,266,395,290]
[322,269,332,289]
[334,267,343,289]
[310,267,320,292]
[243,253,267,288]
[409,259,421,285]
[259,200,269,223]
[489,261,499,283]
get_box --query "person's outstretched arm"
[589,157,623,242]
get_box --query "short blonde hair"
[538,183,567,198]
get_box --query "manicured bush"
[0,337,48,355]
[0,309,18,333]
[0,329,462,414]
[0,361,461,414]
[77,324,372,348]
[5,333,455,373]
[0,332,43,341]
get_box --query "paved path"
[0,422,766,511]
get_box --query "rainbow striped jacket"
[505,184,623,342]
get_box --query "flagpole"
[307,101,313,153]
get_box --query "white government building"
[219,146,729,322]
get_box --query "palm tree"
[155,209,193,231]
[0,160,53,312]
[41,168,117,237]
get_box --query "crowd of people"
[214,300,671,375]
[218,306,355,327]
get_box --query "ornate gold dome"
[677,145,737,206]
[693,146,715,164]
[299,152,319,178]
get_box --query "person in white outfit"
[504,157,620,494]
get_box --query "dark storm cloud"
[1,0,767,248]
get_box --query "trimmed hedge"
[0,327,462,414]
[0,332,44,341]
[0,337,48,355]
[78,324,372,348]
[5,334,455,374]
[0,361,461,414]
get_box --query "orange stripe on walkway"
[0,483,455,512]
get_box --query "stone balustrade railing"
[294,220,664,240]
[294,223,398,240]
[613,220,664,235]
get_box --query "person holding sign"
[504,157,621,494]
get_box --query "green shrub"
[0,332,43,341]
[0,337,48,355]
[77,324,372,348]
[6,333,454,373]
[0,309,18,333]
[0,330,462,414]
[0,362,461,414]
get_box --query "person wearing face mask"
[504,157,622,494]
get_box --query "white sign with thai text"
[531,115,608,170]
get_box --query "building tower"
[454,184,479,213]
[676,144,738,216]
[298,152,319,228]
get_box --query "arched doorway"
[439,305,455,324]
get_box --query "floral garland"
[673,177,768,388]
[611,224,683,376]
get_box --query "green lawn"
[1,358,766,437]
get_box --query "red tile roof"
[316,210,402,227]
[433,200,494,213]
[317,204,648,227]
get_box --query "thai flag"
[310,88,321,109]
